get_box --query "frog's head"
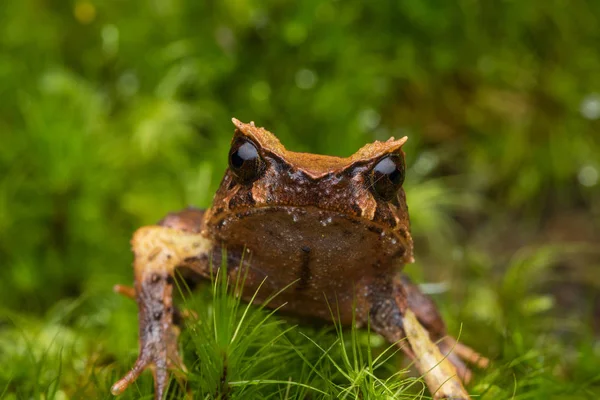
[206,118,413,264]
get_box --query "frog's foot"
[400,274,489,382]
[111,270,184,398]
[369,276,482,400]
[402,309,470,399]
[112,221,213,399]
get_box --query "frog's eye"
[370,155,405,201]
[229,138,265,183]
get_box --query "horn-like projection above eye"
[370,155,405,201]
[229,138,265,183]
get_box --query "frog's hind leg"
[367,276,472,400]
[400,274,489,382]
[112,209,213,399]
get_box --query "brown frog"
[111,119,487,399]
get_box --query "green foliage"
[1,0,599,399]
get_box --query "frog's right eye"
[229,138,265,183]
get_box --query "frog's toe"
[437,340,472,383]
[113,284,136,299]
[436,337,490,384]
[440,337,489,369]
[111,355,153,396]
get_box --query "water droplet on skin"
[391,238,397,245]
[319,216,333,226]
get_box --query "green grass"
[2,264,427,400]
[177,266,420,399]
[2,241,598,399]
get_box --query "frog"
[111,119,488,399]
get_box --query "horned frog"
[112,119,487,399]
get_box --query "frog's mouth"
[207,205,414,265]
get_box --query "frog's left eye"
[229,138,265,183]
[370,155,405,201]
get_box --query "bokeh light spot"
[578,165,598,187]
[101,25,119,56]
[284,22,307,45]
[118,72,139,97]
[295,69,317,89]
[251,81,271,102]
[74,1,96,24]
[359,109,381,131]
[413,151,440,177]
[315,3,335,21]
[216,26,235,52]
[580,93,600,120]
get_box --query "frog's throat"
[206,205,414,264]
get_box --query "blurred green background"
[1,0,599,399]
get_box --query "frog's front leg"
[112,208,213,399]
[400,275,489,382]
[367,276,487,400]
